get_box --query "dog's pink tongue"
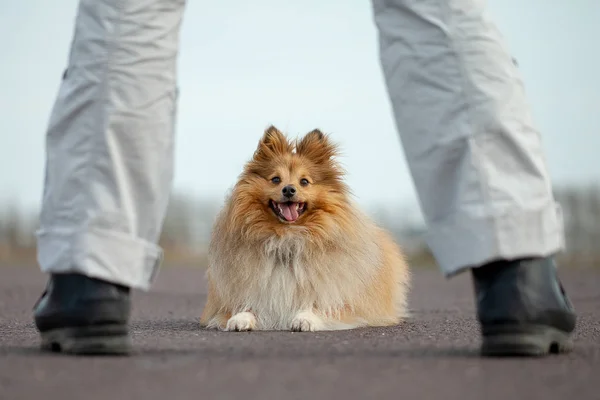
[280,203,299,221]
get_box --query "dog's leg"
[290,310,325,332]
[224,311,257,332]
[200,275,232,330]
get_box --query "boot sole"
[481,324,573,357]
[40,324,131,356]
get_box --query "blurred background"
[1,0,598,269]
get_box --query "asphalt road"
[1,264,598,400]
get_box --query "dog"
[199,126,410,331]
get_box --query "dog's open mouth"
[269,200,306,223]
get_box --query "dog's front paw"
[224,312,257,332]
[290,311,323,332]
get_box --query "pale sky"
[1,0,598,224]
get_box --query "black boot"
[33,273,132,355]
[471,256,576,356]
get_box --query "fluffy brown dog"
[199,126,410,331]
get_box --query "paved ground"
[1,264,598,400]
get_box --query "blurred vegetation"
[1,185,599,269]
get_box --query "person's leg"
[371,0,575,356]
[33,0,186,354]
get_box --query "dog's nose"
[282,185,296,198]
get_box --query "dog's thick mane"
[206,209,385,330]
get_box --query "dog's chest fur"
[212,235,380,330]
[243,239,316,329]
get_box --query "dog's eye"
[271,177,281,184]
[300,178,309,186]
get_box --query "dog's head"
[228,126,350,238]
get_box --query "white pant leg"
[37,0,187,290]
[372,0,564,276]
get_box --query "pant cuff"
[36,227,163,290]
[427,202,565,277]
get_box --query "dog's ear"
[253,126,292,160]
[296,129,338,164]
